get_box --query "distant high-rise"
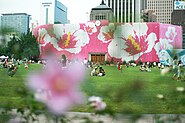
[106,0,145,23]
[172,0,185,48]
[147,0,174,24]
[40,0,68,25]
[1,13,30,34]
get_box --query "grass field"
[0,64,185,114]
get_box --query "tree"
[19,32,40,60]
[0,27,15,47]
[5,32,40,60]
[141,12,149,22]
[6,34,21,58]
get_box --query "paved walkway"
[6,110,185,123]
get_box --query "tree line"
[0,31,40,60]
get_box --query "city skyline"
[0,0,102,24]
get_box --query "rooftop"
[91,0,112,11]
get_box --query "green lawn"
[0,64,185,114]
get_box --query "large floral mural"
[34,21,182,63]
[106,23,158,62]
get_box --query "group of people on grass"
[0,57,32,77]
[139,63,152,72]
[115,59,185,81]
[90,66,105,77]
[2,56,184,80]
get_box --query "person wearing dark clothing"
[98,67,105,76]
[8,64,17,77]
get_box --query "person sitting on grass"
[98,66,105,76]
[139,64,146,72]
[8,64,17,77]
[24,63,28,69]
[90,67,98,76]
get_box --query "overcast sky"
[0,0,103,24]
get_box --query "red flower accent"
[57,33,77,49]
[102,31,114,41]
[85,26,93,33]
[123,35,148,56]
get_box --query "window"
[95,15,106,20]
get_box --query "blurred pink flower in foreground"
[88,96,106,111]
[27,59,86,115]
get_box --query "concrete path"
[7,110,185,123]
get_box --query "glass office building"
[1,13,30,34]
[40,0,68,25]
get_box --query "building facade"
[142,9,157,22]
[1,13,30,34]
[34,21,182,64]
[90,0,114,22]
[172,1,185,48]
[106,0,146,23]
[40,0,67,25]
[147,0,174,24]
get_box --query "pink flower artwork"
[84,22,97,35]
[58,32,77,49]
[122,34,148,56]
[98,24,115,43]
[108,23,157,62]
[27,59,86,115]
[102,31,114,42]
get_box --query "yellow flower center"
[65,32,71,47]
[128,35,141,51]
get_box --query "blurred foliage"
[0,31,40,60]
[0,27,15,47]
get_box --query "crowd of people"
[1,56,184,80]
[115,59,185,81]
[0,57,34,77]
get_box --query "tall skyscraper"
[1,13,30,34]
[40,0,68,25]
[106,0,145,23]
[147,0,174,24]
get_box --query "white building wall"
[106,0,142,23]
[40,0,55,25]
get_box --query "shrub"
[110,58,114,64]
[104,61,110,65]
